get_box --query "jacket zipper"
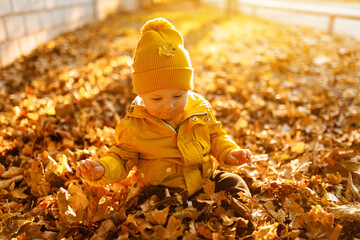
[160,112,208,135]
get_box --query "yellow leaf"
[235,118,248,129]
[46,106,56,115]
[47,154,72,176]
[46,41,56,49]
[291,142,305,154]
[326,172,342,184]
[253,222,279,240]
[27,112,39,121]
[103,65,113,74]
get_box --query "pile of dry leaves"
[1,3,360,239]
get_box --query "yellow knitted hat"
[132,18,194,94]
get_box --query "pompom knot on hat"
[132,18,194,94]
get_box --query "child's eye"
[174,95,183,98]
[152,98,161,101]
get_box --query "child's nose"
[164,100,175,111]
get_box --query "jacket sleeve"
[84,119,138,186]
[208,111,241,166]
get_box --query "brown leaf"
[153,216,185,240]
[347,172,360,201]
[165,215,185,238]
[304,205,342,240]
[197,225,213,239]
[13,222,43,239]
[328,204,360,221]
[283,194,305,219]
[1,166,23,178]
[42,231,58,240]
[11,186,29,199]
[0,175,24,189]
[0,163,6,175]
[323,148,356,166]
[144,206,169,225]
[90,219,116,240]
[264,201,286,223]
[172,206,201,220]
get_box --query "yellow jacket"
[91,91,241,196]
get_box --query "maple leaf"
[304,205,342,240]
[152,216,185,240]
[159,43,177,57]
[197,180,227,206]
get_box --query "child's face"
[140,88,188,121]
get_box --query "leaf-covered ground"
[1,2,360,239]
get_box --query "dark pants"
[210,170,252,218]
[210,170,251,198]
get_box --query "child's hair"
[132,18,194,94]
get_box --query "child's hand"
[76,159,105,181]
[225,149,252,166]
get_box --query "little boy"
[77,18,252,213]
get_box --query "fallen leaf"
[327,204,360,221]
[252,222,279,240]
[11,186,29,199]
[153,216,185,240]
[197,225,213,239]
[264,201,286,223]
[291,141,305,154]
[0,175,24,189]
[144,206,169,225]
[1,166,23,178]
[90,219,116,240]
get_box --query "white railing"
[238,0,360,35]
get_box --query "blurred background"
[1,0,359,68]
